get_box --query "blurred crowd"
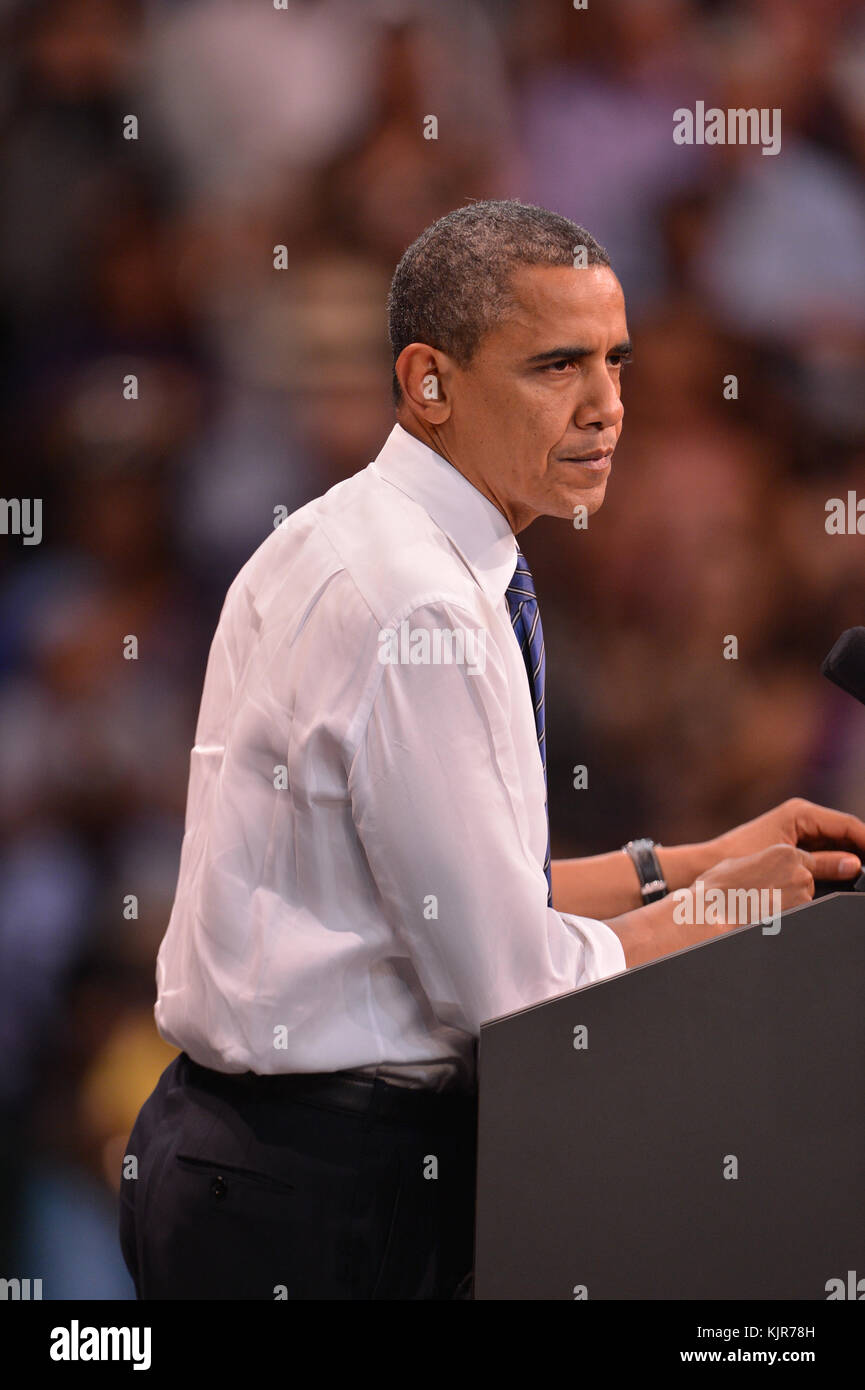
[1,0,864,1296]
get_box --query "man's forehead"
[498,263,626,343]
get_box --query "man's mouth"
[559,449,614,470]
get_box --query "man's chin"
[555,481,608,523]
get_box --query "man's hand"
[707,798,865,883]
[555,796,864,927]
[694,844,818,923]
[608,803,865,969]
[610,842,826,967]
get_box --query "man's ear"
[394,344,452,425]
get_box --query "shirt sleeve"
[347,599,627,1037]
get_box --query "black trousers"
[119,1052,477,1300]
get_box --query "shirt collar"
[371,423,518,607]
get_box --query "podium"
[473,892,865,1299]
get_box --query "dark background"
[1,0,863,1296]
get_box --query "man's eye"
[544,359,576,372]
[608,354,633,369]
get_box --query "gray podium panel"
[474,892,865,1299]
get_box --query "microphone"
[821,627,865,892]
[821,626,865,705]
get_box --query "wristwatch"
[622,838,668,904]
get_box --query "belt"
[179,1053,477,1127]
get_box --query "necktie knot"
[506,550,537,603]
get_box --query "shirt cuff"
[560,911,628,984]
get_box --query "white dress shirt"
[155,423,626,1091]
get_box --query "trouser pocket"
[174,1152,296,1196]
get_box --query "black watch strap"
[622,838,668,904]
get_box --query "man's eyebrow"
[524,339,633,365]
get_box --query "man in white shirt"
[119,199,865,1301]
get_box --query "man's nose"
[574,369,624,430]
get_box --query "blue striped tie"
[506,549,553,906]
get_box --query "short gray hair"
[387,199,611,404]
